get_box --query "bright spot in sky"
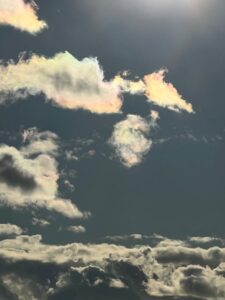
[137,0,205,14]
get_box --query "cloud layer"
[0,234,224,299]
[0,128,86,219]
[0,0,47,34]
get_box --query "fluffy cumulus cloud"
[0,51,122,114]
[0,128,86,219]
[113,69,194,113]
[0,234,224,299]
[0,224,23,236]
[109,112,159,167]
[0,0,47,34]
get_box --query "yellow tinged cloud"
[0,52,122,114]
[113,75,146,95]
[0,0,47,34]
[109,114,157,167]
[113,69,193,113]
[144,69,194,113]
[0,51,193,114]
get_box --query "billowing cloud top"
[0,52,122,114]
[0,0,47,34]
[0,234,224,299]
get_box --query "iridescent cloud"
[144,69,194,113]
[0,52,122,114]
[0,0,47,34]
[113,69,194,113]
[109,112,159,167]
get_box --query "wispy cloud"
[31,218,50,228]
[109,112,159,167]
[113,69,194,113]
[0,52,122,114]
[144,69,194,113]
[0,128,87,219]
[0,0,47,34]
[67,225,86,234]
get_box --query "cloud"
[0,128,86,219]
[109,112,158,167]
[0,0,47,34]
[144,69,193,113]
[67,225,86,234]
[113,73,146,95]
[0,234,224,299]
[0,224,23,236]
[0,153,37,191]
[0,52,122,114]
[113,69,193,113]
[32,218,50,228]
[0,52,194,115]
[188,236,224,246]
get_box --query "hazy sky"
[0,1,224,299]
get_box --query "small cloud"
[67,225,86,234]
[0,0,47,34]
[109,278,127,289]
[0,223,23,236]
[113,69,193,113]
[144,69,194,113]
[63,179,75,192]
[32,218,50,228]
[109,113,158,167]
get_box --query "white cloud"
[0,52,122,114]
[109,113,158,167]
[31,218,50,227]
[0,128,87,219]
[0,0,47,34]
[0,223,23,236]
[67,225,86,234]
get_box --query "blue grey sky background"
[0,1,224,299]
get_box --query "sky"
[0,0,224,299]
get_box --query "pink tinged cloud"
[0,0,47,34]
[144,69,194,113]
[0,52,122,114]
[113,69,194,113]
[109,113,158,167]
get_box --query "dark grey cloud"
[0,154,37,191]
